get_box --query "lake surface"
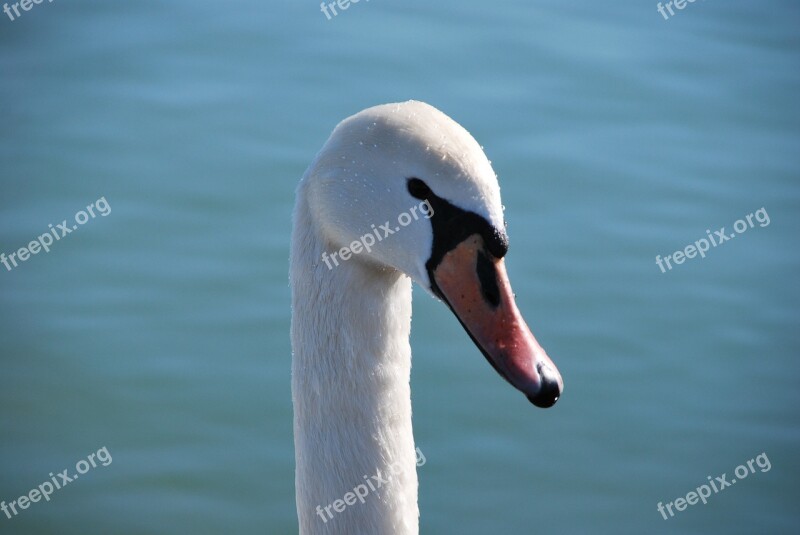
[1,1,798,533]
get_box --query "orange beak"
[430,234,563,407]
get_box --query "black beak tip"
[526,390,560,408]
[525,365,562,408]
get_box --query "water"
[1,1,798,533]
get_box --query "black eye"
[407,178,431,199]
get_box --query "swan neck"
[291,193,419,534]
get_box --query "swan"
[290,101,564,534]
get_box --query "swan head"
[302,100,563,408]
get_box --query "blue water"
[1,1,798,533]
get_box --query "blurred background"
[1,0,798,533]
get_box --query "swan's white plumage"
[290,101,505,534]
